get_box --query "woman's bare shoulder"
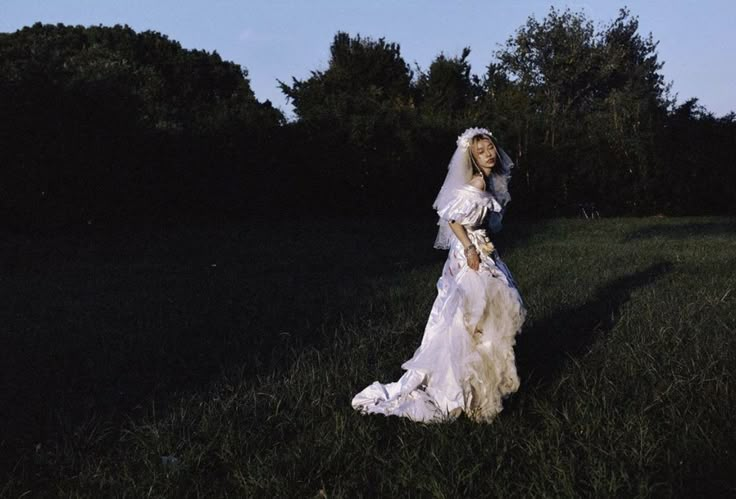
[468,174,485,190]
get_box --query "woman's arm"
[448,221,480,270]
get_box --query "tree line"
[1,8,734,230]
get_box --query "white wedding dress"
[351,183,527,423]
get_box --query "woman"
[351,127,527,423]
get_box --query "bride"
[351,127,527,423]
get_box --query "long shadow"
[623,219,736,242]
[513,261,674,389]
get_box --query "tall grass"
[2,216,735,497]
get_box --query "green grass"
[2,216,735,497]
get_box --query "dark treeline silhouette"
[2,8,735,231]
[0,23,283,229]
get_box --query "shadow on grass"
[514,261,674,389]
[0,215,542,480]
[0,217,446,472]
[622,219,736,242]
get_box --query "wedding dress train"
[351,184,527,423]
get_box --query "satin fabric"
[351,184,527,423]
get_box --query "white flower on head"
[456,127,494,149]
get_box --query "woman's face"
[471,138,497,171]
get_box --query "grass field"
[2,215,735,497]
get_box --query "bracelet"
[464,245,478,257]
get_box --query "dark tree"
[414,48,482,130]
[279,32,418,214]
[0,23,283,228]
[494,7,673,214]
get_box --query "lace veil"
[432,127,515,249]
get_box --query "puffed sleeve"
[436,185,501,226]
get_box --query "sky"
[2,0,734,119]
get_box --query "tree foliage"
[415,47,481,129]
[278,32,419,213]
[493,7,678,214]
[274,9,734,219]
[0,23,283,228]
[2,9,734,230]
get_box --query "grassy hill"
[2,216,735,497]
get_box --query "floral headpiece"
[456,127,494,149]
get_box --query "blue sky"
[2,0,734,118]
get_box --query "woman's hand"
[448,221,481,271]
[465,246,480,271]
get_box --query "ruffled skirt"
[352,231,526,423]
